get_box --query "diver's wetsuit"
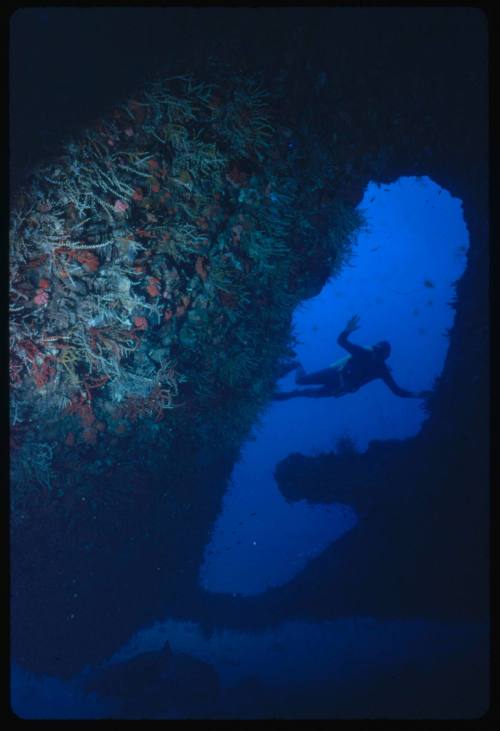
[274,328,415,400]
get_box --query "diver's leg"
[295,365,306,383]
[297,386,335,398]
[273,389,302,401]
[273,386,333,400]
[296,367,342,389]
[277,359,302,379]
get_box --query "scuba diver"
[274,315,431,401]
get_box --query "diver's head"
[373,340,391,360]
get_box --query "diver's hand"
[345,315,360,333]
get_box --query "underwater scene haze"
[9,7,490,720]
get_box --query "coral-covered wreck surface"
[10,47,362,675]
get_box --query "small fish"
[423,279,435,289]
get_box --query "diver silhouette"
[274,315,431,401]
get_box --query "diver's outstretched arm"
[337,314,367,356]
[337,329,366,357]
[381,372,429,399]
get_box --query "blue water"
[200,176,468,595]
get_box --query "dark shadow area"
[213,640,488,720]
[83,641,220,719]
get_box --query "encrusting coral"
[9,61,363,523]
